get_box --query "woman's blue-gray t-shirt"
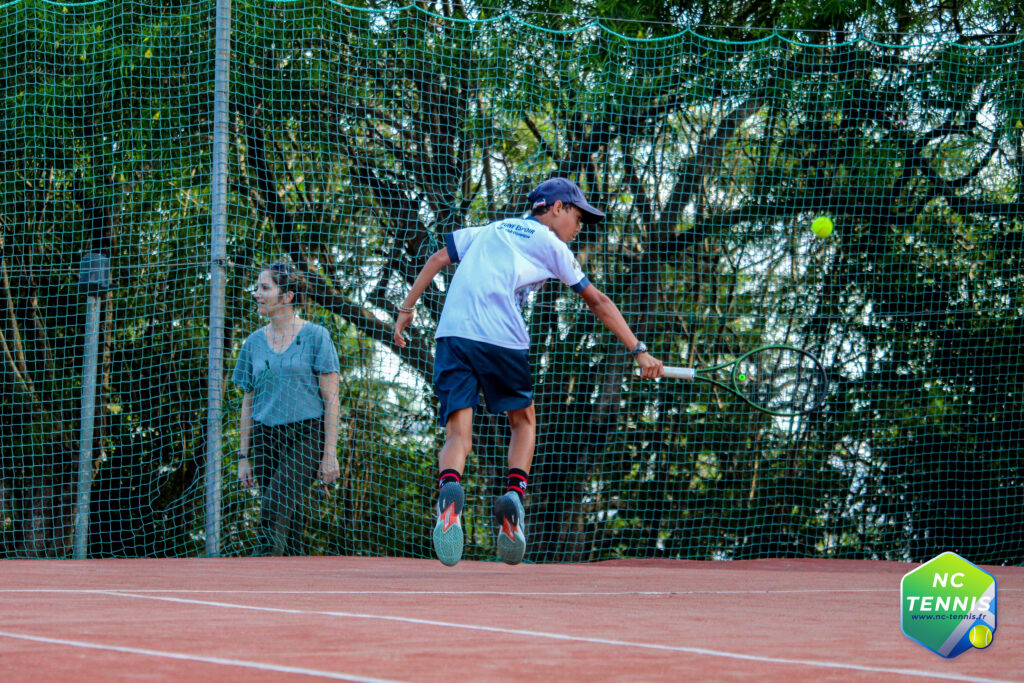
[231,322,340,426]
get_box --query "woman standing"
[231,263,340,555]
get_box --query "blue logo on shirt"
[501,222,536,239]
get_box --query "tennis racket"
[663,345,828,417]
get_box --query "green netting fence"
[1,0,1022,563]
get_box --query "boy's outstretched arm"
[393,247,452,348]
[578,284,664,379]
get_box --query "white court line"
[0,630,403,682]
[92,591,1017,683]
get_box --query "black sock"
[439,469,461,490]
[507,468,528,501]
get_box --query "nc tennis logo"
[901,552,997,658]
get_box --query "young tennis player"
[393,178,663,566]
[232,263,341,555]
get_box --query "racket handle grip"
[663,366,696,380]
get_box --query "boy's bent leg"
[494,404,534,565]
[433,407,472,566]
[506,404,536,472]
[439,407,473,473]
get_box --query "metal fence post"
[75,252,111,560]
[206,0,233,557]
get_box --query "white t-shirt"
[435,217,591,350]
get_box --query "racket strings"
[737,349,827,415]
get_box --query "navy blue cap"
[528,178,605,225]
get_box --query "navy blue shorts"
[433,337,533,426]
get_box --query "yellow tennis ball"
[811,216,834,238]
[968,624,993,649]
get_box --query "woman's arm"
[238,392,255,488]
[318,371,341,484]
[393,247,452,348]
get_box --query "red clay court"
[0,557,1020,681]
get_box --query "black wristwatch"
[629,341,648,357]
